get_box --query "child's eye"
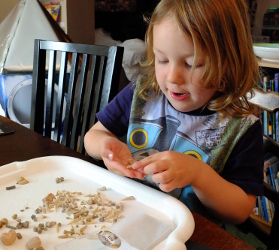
[158,60,168,64]
[186,62,204,69]
[186,62,192,69]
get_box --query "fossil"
[25,236,42,250]
[1,229,17,246]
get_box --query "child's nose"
[167,65,185,85]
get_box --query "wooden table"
[0,115,255,250]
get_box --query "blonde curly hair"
[139,0,259,117]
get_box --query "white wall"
[0,0,20,23]
[254,0,279,36]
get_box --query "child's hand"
[100,137,146,179]
[132,151,200,192]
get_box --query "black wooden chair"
[30,39,124,153]
[238,88,279,250]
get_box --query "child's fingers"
[135,167,145,174]
[105,160,135,178]
[131,157,151,170]
[132,171,146,179]
[158,181,175,193]
[108,152,113,160]
[132,156,165,175]
[152,170,172,184]
[131,152,164,169]
[101,149,113,161]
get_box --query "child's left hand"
[131,151,200,192]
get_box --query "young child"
[84,0,264,225]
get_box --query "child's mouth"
[170,91,189,100]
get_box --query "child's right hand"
[100,137,145,179]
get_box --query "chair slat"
[61,52,78,147]
[70,53,89,149]
[53,51,67,142]
[30,40,46,134]
[79,55,97,153]
[45,50,56,138]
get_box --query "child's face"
[153,17,216,112]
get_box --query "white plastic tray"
[0,156,194,250]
